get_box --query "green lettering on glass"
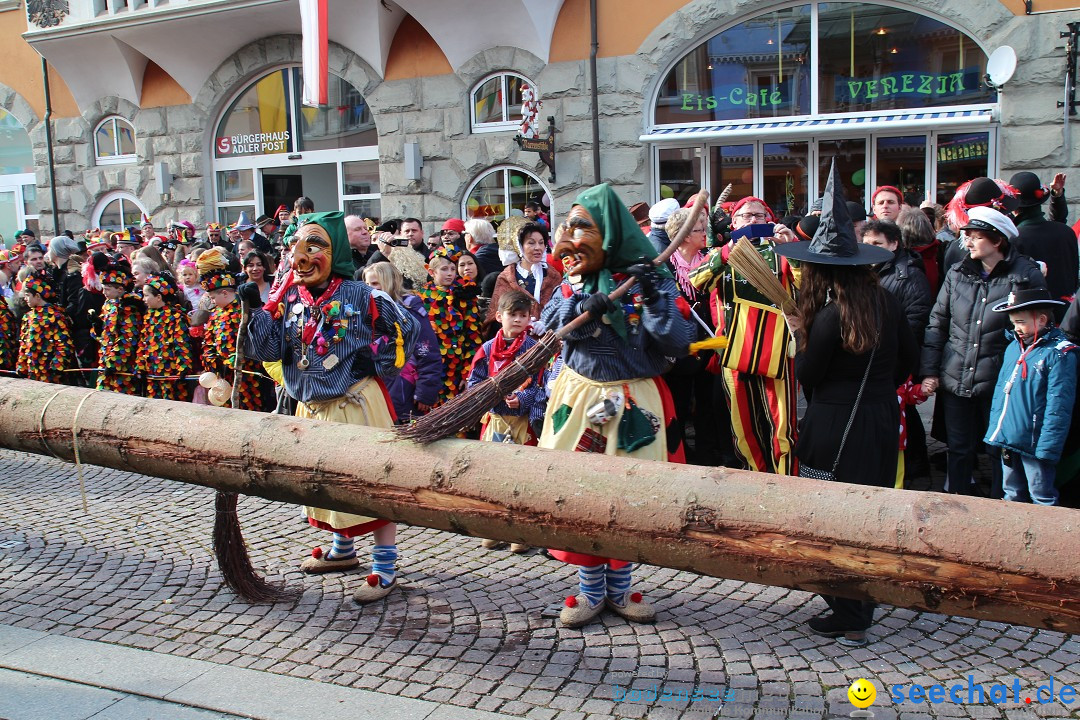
[901,74,914,93]
[881,77,897,95]
[729,88,744,105]
[770,90,782,105]
[681,94,696,110]
[675,89,786,111]
[848,81,863,98]
[917,75,934,94]
[865,80,878,99]
[949,72,964,92]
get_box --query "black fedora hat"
[992,287,1066,313]
[774,159,893,266]
[1008,171,1051,208]
[964,177,1020,213]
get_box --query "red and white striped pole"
[299,0,328,106]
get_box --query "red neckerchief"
[488,332,526,376]
[1016,328,1041,380]
[296,277,343,309]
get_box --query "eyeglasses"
[734,212,767,221]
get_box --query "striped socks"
[606,563,634,606]
[371,544,398,587]
[578,564,606,608]
[325,533,356,561]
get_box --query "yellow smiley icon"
[848,678,876,709]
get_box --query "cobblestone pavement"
[1,447,1077,720]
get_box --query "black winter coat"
[920,246,1047,398]
[877,249,933,346]
[1013,207,1078,302]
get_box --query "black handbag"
[798,343,877,482]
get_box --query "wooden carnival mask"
[553,204,605,277]
[291,223,333,288]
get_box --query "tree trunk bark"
[1,377,1078,632]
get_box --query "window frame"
[460,165,552,225]
[94,116,137,166]
[470,71,534,134]
[91,190,147,232]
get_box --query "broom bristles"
[396,332,561,444]
[728,238,797,315]
[214,490,300,603]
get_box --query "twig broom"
[396,190,711,444]
[727,237,797,316]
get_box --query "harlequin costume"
[197,249,266,410]
[539,183,694,629]
[16,270,76,384]
[0,295,17,372]
[416,249,484,405]
[137,275,193,401]
[689,197,800,475]
[92,254,144,395]
[244,212,419,604]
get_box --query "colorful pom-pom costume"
[0,299,17,372]
[137,275,193,401]
[416,278,484,405]
[94,258,144,395]
[17,270,76,384]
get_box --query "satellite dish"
[986,46,1017,87]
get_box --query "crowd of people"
[1,165,1078,644]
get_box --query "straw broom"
[727,237,797,316]
[397,190,711,444]
[215,300,299,603]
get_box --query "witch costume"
[243,212,419,604]
[539,183,694,629]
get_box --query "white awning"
[640,107,996,143]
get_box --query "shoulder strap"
[831,342,877,476]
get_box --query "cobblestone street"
[1,448,1078,720]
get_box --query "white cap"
[960,206,1018,241]
[648,198,680,225]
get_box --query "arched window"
[92,191,146,233]
[470,72,531,133]
[212,67,378,225]
[654,2,994,126]
[462,166,550,225]
[94,116,136,165]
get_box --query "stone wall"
[19,0,1080,236]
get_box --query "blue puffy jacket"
[984,326,1079,462]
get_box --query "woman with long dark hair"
[776,161,918,647]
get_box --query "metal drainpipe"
[589,0,601,184]
[41,57,60,235]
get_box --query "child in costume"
[540,183,694,629]
[985,288,1078,506]
[138,274,194,401]
[689,197,800,475]
[416,248,484,405]
[17,269,76,384]
[0,254,17,371]
[197,248,267,410]
[93,253,144,395]
[469,289,548,553]
[242,212,419,604]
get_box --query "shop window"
[470,72,529,133]
[93,192,146,232]
[342,160,380,220]
[654,2,993,126]
[658,148,703,207]
[817,3,993,113]
[462,166,548,225]
[818,139,867,209]
[656,6,812,125]
[876,135,927,206]
[215,68,374,159]
[709,145,754,205]
[935,131,989,206]
[0,109,34,174]
[94,116,136,165]
[762,141,808,217]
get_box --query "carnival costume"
[416,251,484,405]
[244,212,419,603]
[197,249,266,410]
[689,197,800,475]
[0,298,17,372]
[539,183,694,629]
[17,270,76,384]
[468,332,547,445]
[93,255,144,395]
[137,275,193,401]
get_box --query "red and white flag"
[299,0,328,106]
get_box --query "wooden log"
[0,377,1078,632]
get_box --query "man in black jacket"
[1010,171,1078,317]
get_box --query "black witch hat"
[775,158,893,266]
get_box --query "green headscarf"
[294,211,354,279]
[573,184,673,338]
